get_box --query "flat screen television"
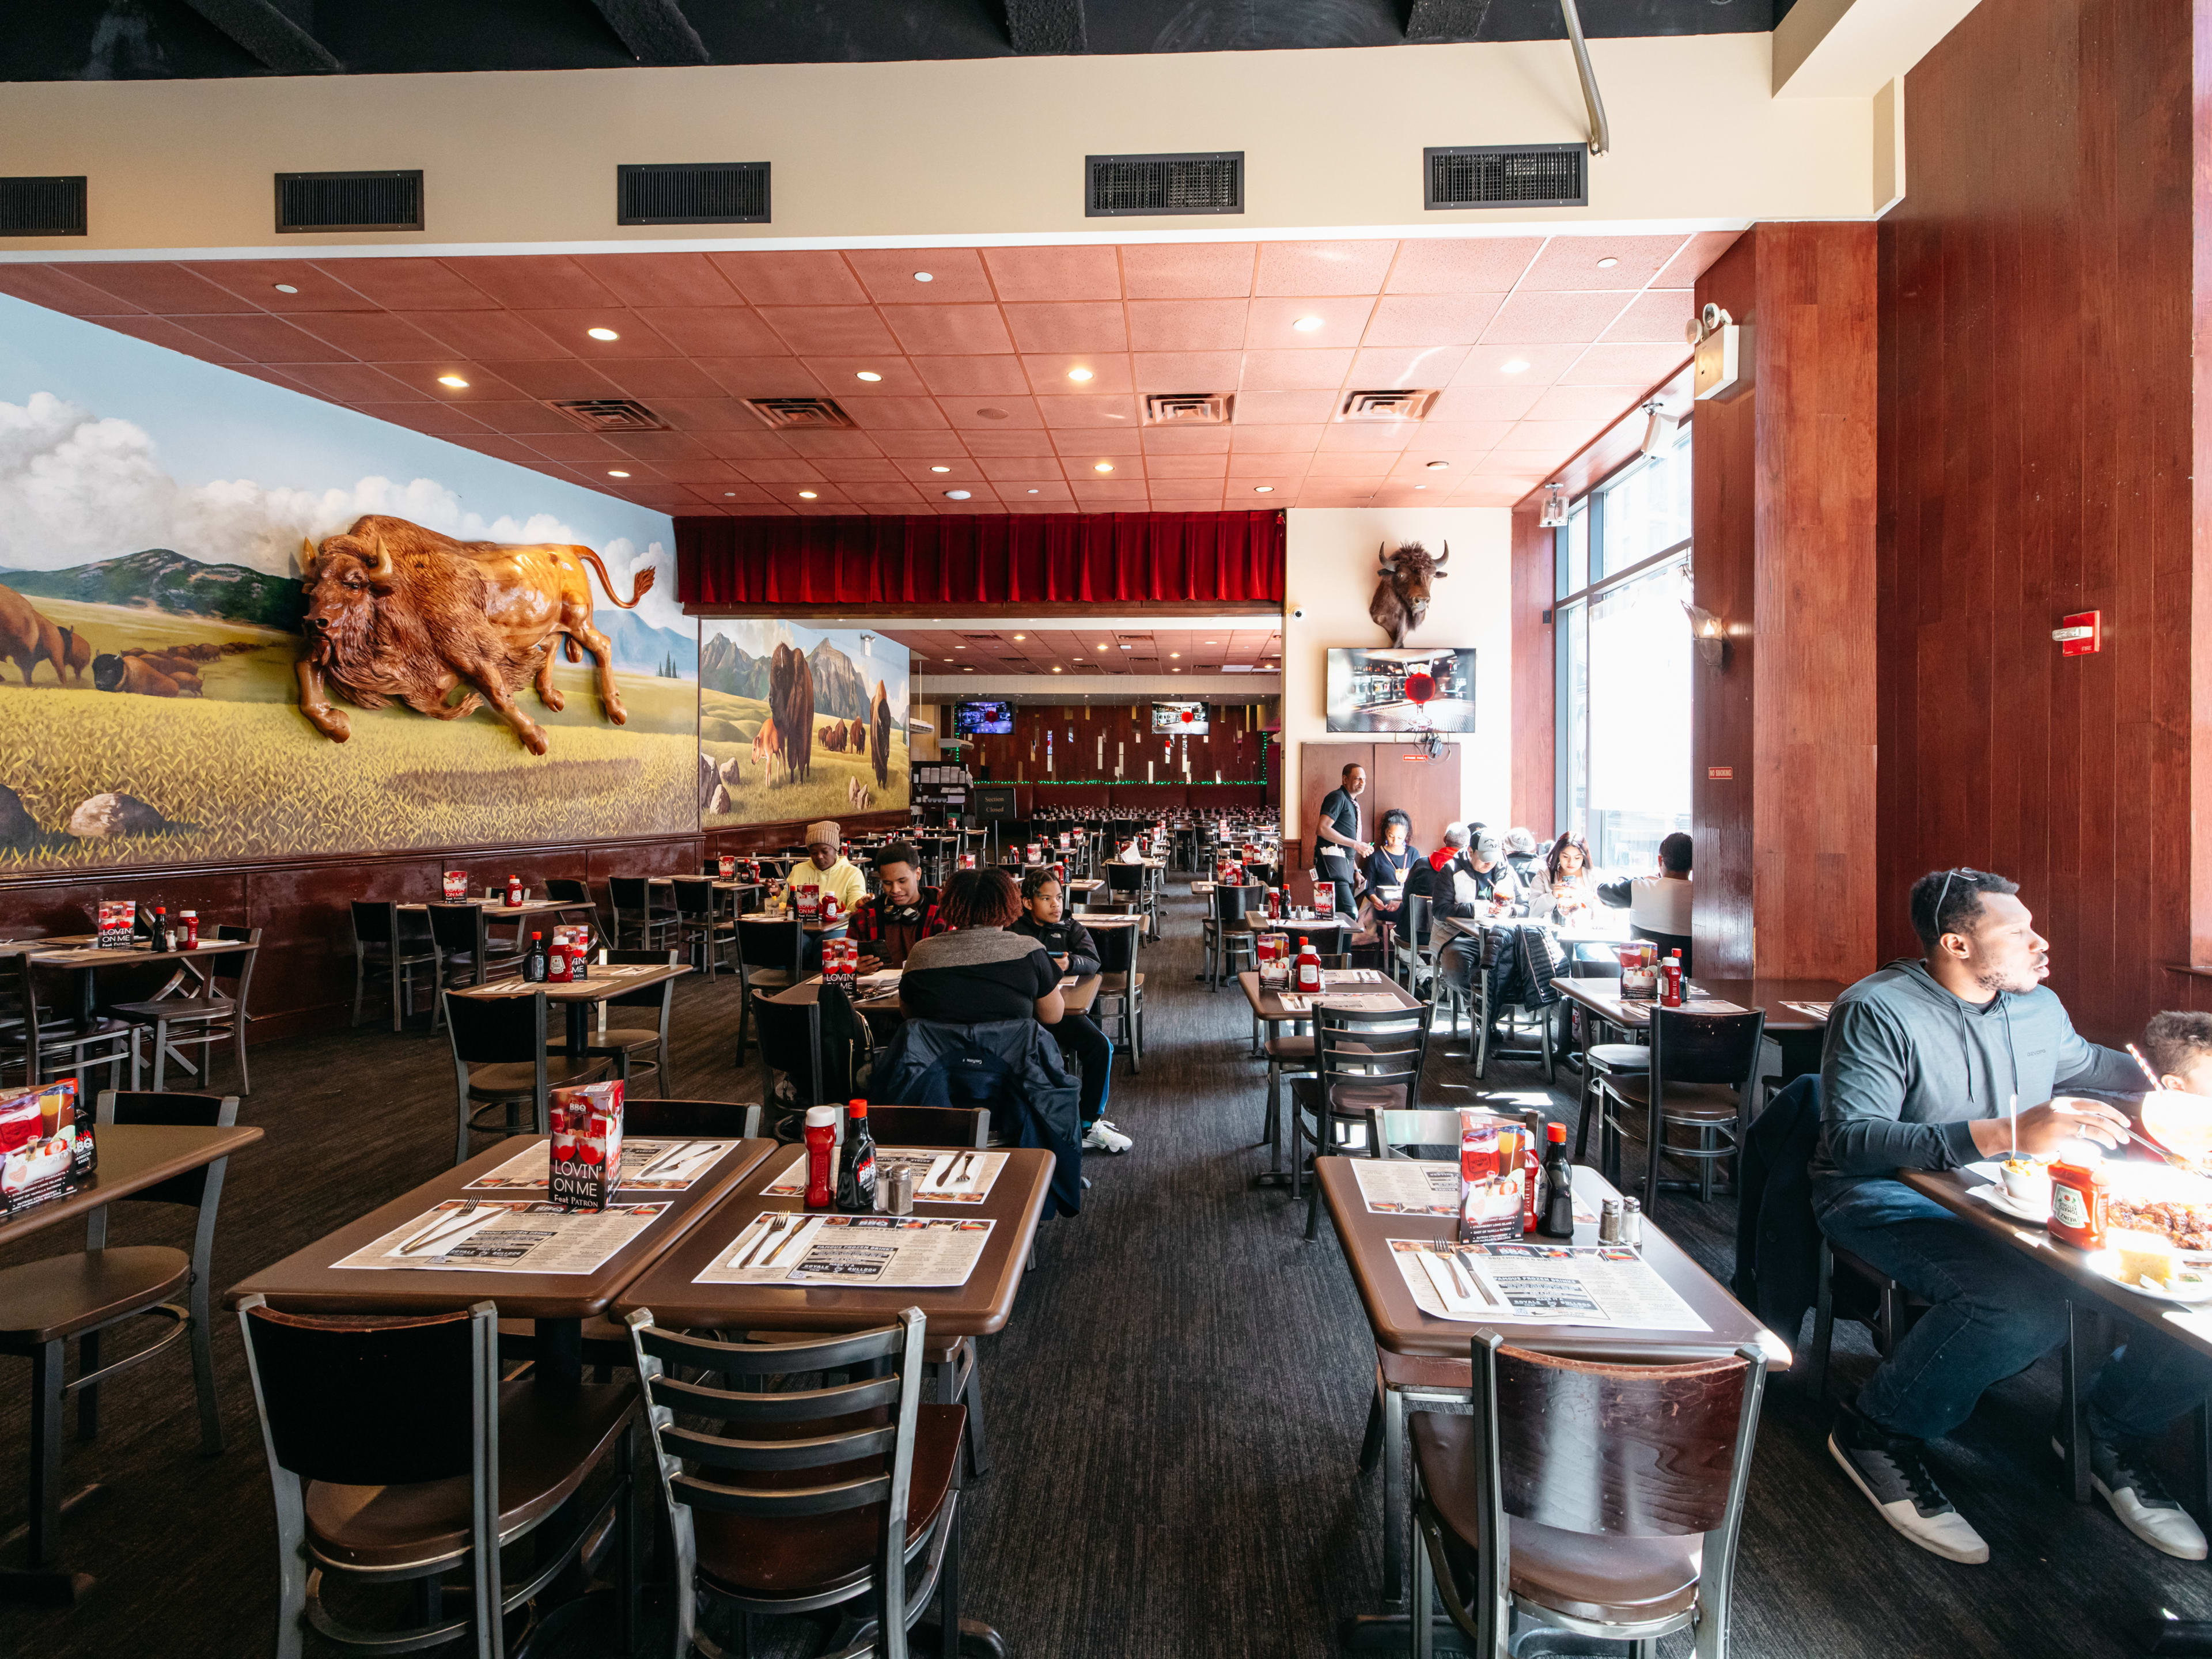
[952,699,1014,737]
[1150,700,1210,734]
[1325,647,1477,733]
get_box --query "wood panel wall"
[1509,503,1555,839]
[1292,740,1463,873]
[1878,0,2201,1042]
[959,702,1274,793]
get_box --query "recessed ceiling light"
[1171,666,1180,673]
[1597,257,1619,269]
[1426,460,1449,469]
[272,283,299,294]
[1253,485,1274,494]
[1097,643,1109,650]
[1415,485,1427,490]
[978,407,1009,420]
[955,644,967,650]
[1169,652,1180,658]
[587,327,620,341]
[1067,367,1094,382]
[798,490,819,499]
[1206,640,1218,645]
[1093,461,1113,473]
[1052,665,1063,673]
[856,370,883,382]
[914,271,934,282]
[930,465,951,473]
[1027,488,1039,494]
[944,489,972,499]
[437,374,469,388]
[608,469,631,478]
[963,665,974,671]
[1292,315,1325,332]
[1118,643,1132,650]
[723,491,736,498]
[1501,359,1531,374]
[1012,633,1025,641]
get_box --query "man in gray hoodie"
[1818,868,2206,1566]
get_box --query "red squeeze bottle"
[803,1107,838,1211]
[1294,939,1322,994]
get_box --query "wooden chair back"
[598,948,681,1010]
[1368,1105,1466,1159]
[349,900,398,957]
[625,1099,763,1139]
[1212,883,1255,925]
[850,1104,989,1148]
[441,988,548,1067]
[670,877,718,921]
[1649,1007,1767,1093]
[425,901,491,974]
[736,914,801,974]
[93,1089,239,1210]
[1315,1001,1431,1101]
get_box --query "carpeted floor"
[3,889,2210,1657]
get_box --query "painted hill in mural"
[699,631,770,700]
[700,633,876,718]
[596,607,698,679]
[0,548,304,630]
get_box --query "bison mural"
[295,514,654,755]
[56,626,92,684]
[0,584,66,686]
[869,681,891,789]
[751,717,788,784]
[1369,540,1448,650]
[849,718,866,756]
[767,643,814,786]
[819,720,847,753]
[94,652,203,696]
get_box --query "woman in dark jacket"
[1011,868,1126,1154]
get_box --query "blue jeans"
[1814,1176,2208,1443]
[1048,1010,1112,1128]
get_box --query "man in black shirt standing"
[1314,762,1370,917]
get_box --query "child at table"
[2143,1012,2212,1096]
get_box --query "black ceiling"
[10,0,1782,81]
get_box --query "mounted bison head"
[1368,540,1449,649]
[298,525,403,672]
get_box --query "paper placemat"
[1781,1001,1835,1020]
[759,1146,1004,1205]
[465,1139,738,1193]
[1352,1158,1600,1222]
[1322,968,1388,984]
[695,1213,995,1286]
[1388,1238,1710,1330]
[333,1198,669,1275]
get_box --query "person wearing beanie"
[782,820,868,918]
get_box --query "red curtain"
[676,511,1286,608]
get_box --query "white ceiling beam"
[1772,0,1980,100]
[915,675,1277,700]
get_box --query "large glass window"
[1554,424,1693,877]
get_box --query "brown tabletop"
[1318,1156,1788,1366]
[226,1135,774,1323]
[771,972,1103,1017]
[1555,975,1842,1080]
[449,960,691,1002]
[740,914,849,935]
[399,897,573,921]
[0,1121,263,1250]
[650,877,760,893]
[21,937,253,970]
[612,1146,1054,1339]
[1236,968,1420,1024]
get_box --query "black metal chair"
[624,1307,963,1659]
[606,877,676,952]
[0,1088,238,1582]
[1472,923,1558,1082]
[544,878,604,948]
[348,900,438,1032]
[669,876,734,978]
[0,950,135,1094]
[1203,882,1256,991]
[425,903,521,1030]
[1291,1001,1434,1239]
[732,914,802,1069]
[1392,892,1436,994]
[237,1296,640,1659]
[1106,862,1153,940]
[442,990,610,1166]
[543,948,679,1098]
[1091,921,1145,1077]
[1593,1005,1767,1212]
[110,924,260,1094]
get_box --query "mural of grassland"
[698,620,909,829]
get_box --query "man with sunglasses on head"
[1817,868,2205,1566]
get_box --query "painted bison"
[0,585,65,686]
[869,680,891,789]
[56,626,92,684]
[1369,540,1448,650]
[751,718,788,785]
[767,643,813,786]
[819,721,847,753]
[295,514,654,755]
[93,652,202,697]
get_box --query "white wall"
[1282,507,1514,846]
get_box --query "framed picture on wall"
[1325,647,1476,733]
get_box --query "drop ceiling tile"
[272,360,426,401]
[1361,293,1505,349]
[447,255,618,310]
[811,457,909,482]
[478,358,624,400]
[1524,383,1650,423]
[976,457,1069,483]
[1446,480,1535,507]
[1229,423,1327,451]
[598,358,727,400]
[844,248,995,304]
[1347,344,1468,388]
[760,306,900,356]
[648,459,747,484]
[1238,348,1354,391]
[1138,425,1233,453]
[0,264,143,315]
[982,245,1122,302]
[1426,382,1543,422]
[1602,289,1696,344]
[1451,343,1583,386]
[289,309,447,360]
[395,309,571,362]
[1145,451,1229,479]
[1559,343,1692,386]
[1254,240,1397,296]
[631,307,787,356]
[1316,422,1416,453]
[1022,354,1135,395]
[185,260,369,312]
[1148,491,1228,510]
[446,434,548,468]
[1036,394,1142,429]
[172,312,343,363]
[1122,300,1244,353]
[1120,243,1257,298]
[1225,389,1333,435]
[1406,419,1514,452]
[468,399,576,435]
[732,457,829,483]
[777,429,886,457]
[895,457,988,483]
[909,428,1052,457]
[940,397,1044,430]
[708,251,869,306]
[1004,302,1129,354]
[653,397,768,431]
[1070,481,1154,505]
[524,430,632,463]
[1052,429,1144,458]
[351,402,491,439]
[1518,234,1688,293]
[1654,230,1742,290]
[570,252,743,308]
[1244,295,1371,350]
[704,430,806,460]
[1487,419,1596,456]
[803,357,933,397]
[1131,351,1244,392]
[373,362,523,402]
[844,396,952,430]
[1225,453,1309,478]
[70,262,259,314]
[1383,237,1547,294]
[846,482,931,506]
[517,309,675,357]
[608,430,712,462]
[695,357,828,399]
[315,260,497,310]
[911,355,1031,396]
[883,304,1017,356]
[1480,290,1635,345]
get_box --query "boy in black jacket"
[1012,867,1127,1153]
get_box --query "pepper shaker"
[1599,1196,1624,1244]
[885,1165,915,1215]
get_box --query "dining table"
[2,933,257,1028]
[2,1118,264,1605]
[1552,975,1843,1082]
[1237,968,1423,1189]
[447,959,692,1056]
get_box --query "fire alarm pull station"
[2052,611,2101,657]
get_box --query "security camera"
[1291,606,1307,620]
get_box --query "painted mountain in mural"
[0,549,304,630]
[596,607,698,679]
[699,631,770,700]
[700,634,874,717]
[807,641,873,720]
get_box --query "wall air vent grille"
[275,171,423,233]
[745,397,857,431]
[1143,392,1234,426]
[549,398,666,433]
[1340,389,1440,422]
[1086,152,1243,218]
[617,162,770,226]
[0,177,88,237]
[1425,144,1586,210]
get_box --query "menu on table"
[1274,991,1406,1014]
[334,1199,670,1275]
[1387,1238,1710,1330]
[466,1139,738,1192]
[696,1213,995,1287]
[760,1147,1005,1205]
[1352,1158,1599,1223]
[1321,969,1388,984]
[1782,1001,1835,1020]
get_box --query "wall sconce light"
[1682,601,1728,667]
[1639,399,1679,458]
[1539,483,1568,528]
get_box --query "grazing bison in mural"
[1369,540,1448,650]
[93,652,203,697]
[294,514,654,755]
[56,626,92,684]
[751,718,789,785]
[869,681,891,789]
[0,584,66,686]
[819,720,847,753]
[767,643,814,786]
[847,717,866,755]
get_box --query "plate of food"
[2087,1231,2212,1302]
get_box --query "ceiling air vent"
[1143,392,1234,426]
[1086,151,1243,218]
[617,162,770,226]
[1341,389,1440,422]
[1,176,87,237]
[1425,144,1586,211]
[549,398,666,434]
[275,171,423,233]
[745,396,856,431]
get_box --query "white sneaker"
[1829,1425,1990,1564]
[1083,1119,1132,1153]
[2052,1434,2210,1560]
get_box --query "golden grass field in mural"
[698,687,909,829]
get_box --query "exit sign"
[1707,766,1734,781]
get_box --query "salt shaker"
[1620,1196,1643,1251]
[1599,1196,1624,1244]
[885,1165,916,1215]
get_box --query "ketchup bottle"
[507,873,524,907]
[803,1105,838,1210]
[1294,940,1322,994]
[1661,952,1685,1007]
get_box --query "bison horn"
[299,536,318,575]
[364,533,395,584]
[1434,541,1448,570]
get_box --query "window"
[1554,424,1693,876]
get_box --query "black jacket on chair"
[869,1017,1083,1219]
[1732,1073,1823,1343]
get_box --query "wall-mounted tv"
[1151,700,1210,734]
[1326,647,1476,733]
[953,699,1014,737]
